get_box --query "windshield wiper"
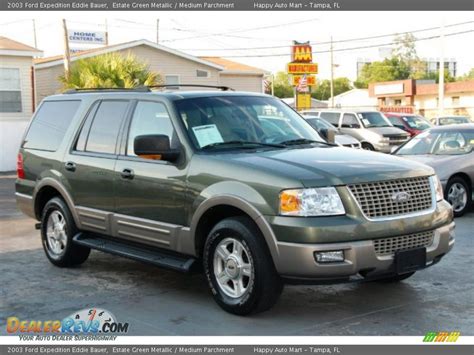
[201,140,285,150]
[279,138,336,147]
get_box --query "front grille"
[384,134,408,145]
[374,231,434,256]
[348,176,433,219]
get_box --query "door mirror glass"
[134,135,180,162]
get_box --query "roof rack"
[64,87,150,94]
[63,84,234,94]
[148,84,234,91]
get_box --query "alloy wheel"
[213,237,254,298]
[447,182,468,213]
[46,210,67,255]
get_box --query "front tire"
[203,216,283,315]
[361,142,375,151]
[41,197,90,267]
[445,177,471,217]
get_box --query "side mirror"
[320,128,336,144]
[319,128,329,140]
[134,134,180,162]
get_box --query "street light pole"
[156,19,160,44]
[330,36,335,108]
[438,22,445,119]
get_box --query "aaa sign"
[287,63,318,74]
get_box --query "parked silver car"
[394,124,474,216]
[300,114,361,148]
[317,110,409,152]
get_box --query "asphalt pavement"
[1,174,473,335]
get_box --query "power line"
[178,20,474,51]
[160,18,319,42]
[216,30,474,58]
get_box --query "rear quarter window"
[23,100,81,151]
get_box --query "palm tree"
[60,52,161,89]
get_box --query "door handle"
[121,168,134,180]
[65,161,76,172]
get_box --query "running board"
[73,233,197,273]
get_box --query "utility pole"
[105,19,109,45]
[330,36,334,108]
[62,19,71,79]
[32,19,37,49]
[438,22,445,119]
[156,19,160,44]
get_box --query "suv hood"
[217,146,434,187]
[369,126,408,136]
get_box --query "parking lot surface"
[1,175,473,335]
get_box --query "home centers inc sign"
[68,30,106,44]
[287,41,318,111]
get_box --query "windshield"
[396,130,474,155]
[359,112,392,128]
[175,95,324,150]
[439,117,470,125]
[402,115,431,130]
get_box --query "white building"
[0,37,43,172]
[34,39,268,104]
[329,89,378,110]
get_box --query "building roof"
[0,36,43,57]
[199,57,268,75]
[34,39,224,70]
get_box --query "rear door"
[112,100,188,250]
[63,99,131,234]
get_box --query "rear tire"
[203,216,283,315]
[41,197,90,267]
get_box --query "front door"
[113,100,188,249]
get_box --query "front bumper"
[273,221,455,281]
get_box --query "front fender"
[188,183,280,263]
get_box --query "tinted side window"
[23,100,81,151]
[341,114,360,128]
[127,101,177,156]
[85,101,129,154]
[319,112,340,126]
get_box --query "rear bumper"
[15,192,35,219]
[274,221,455,282]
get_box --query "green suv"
[16,88,455,315]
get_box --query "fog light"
[314,250,345,263]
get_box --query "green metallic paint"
[16,91,453,264]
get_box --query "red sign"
[380,106,414,114]
[287,63,318,74]
[292,43,312,63]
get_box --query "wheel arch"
[190,195,280,263]
[33,178,80,226]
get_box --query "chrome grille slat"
[348,176,433,219]
[374,231,434,256]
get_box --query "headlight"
[379,137,390,144]
[431,175,444,202]
[279,187,345,216]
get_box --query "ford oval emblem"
[392,191,411,203]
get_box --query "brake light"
[17,153,25,179]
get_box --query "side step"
[73,233,197,273]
